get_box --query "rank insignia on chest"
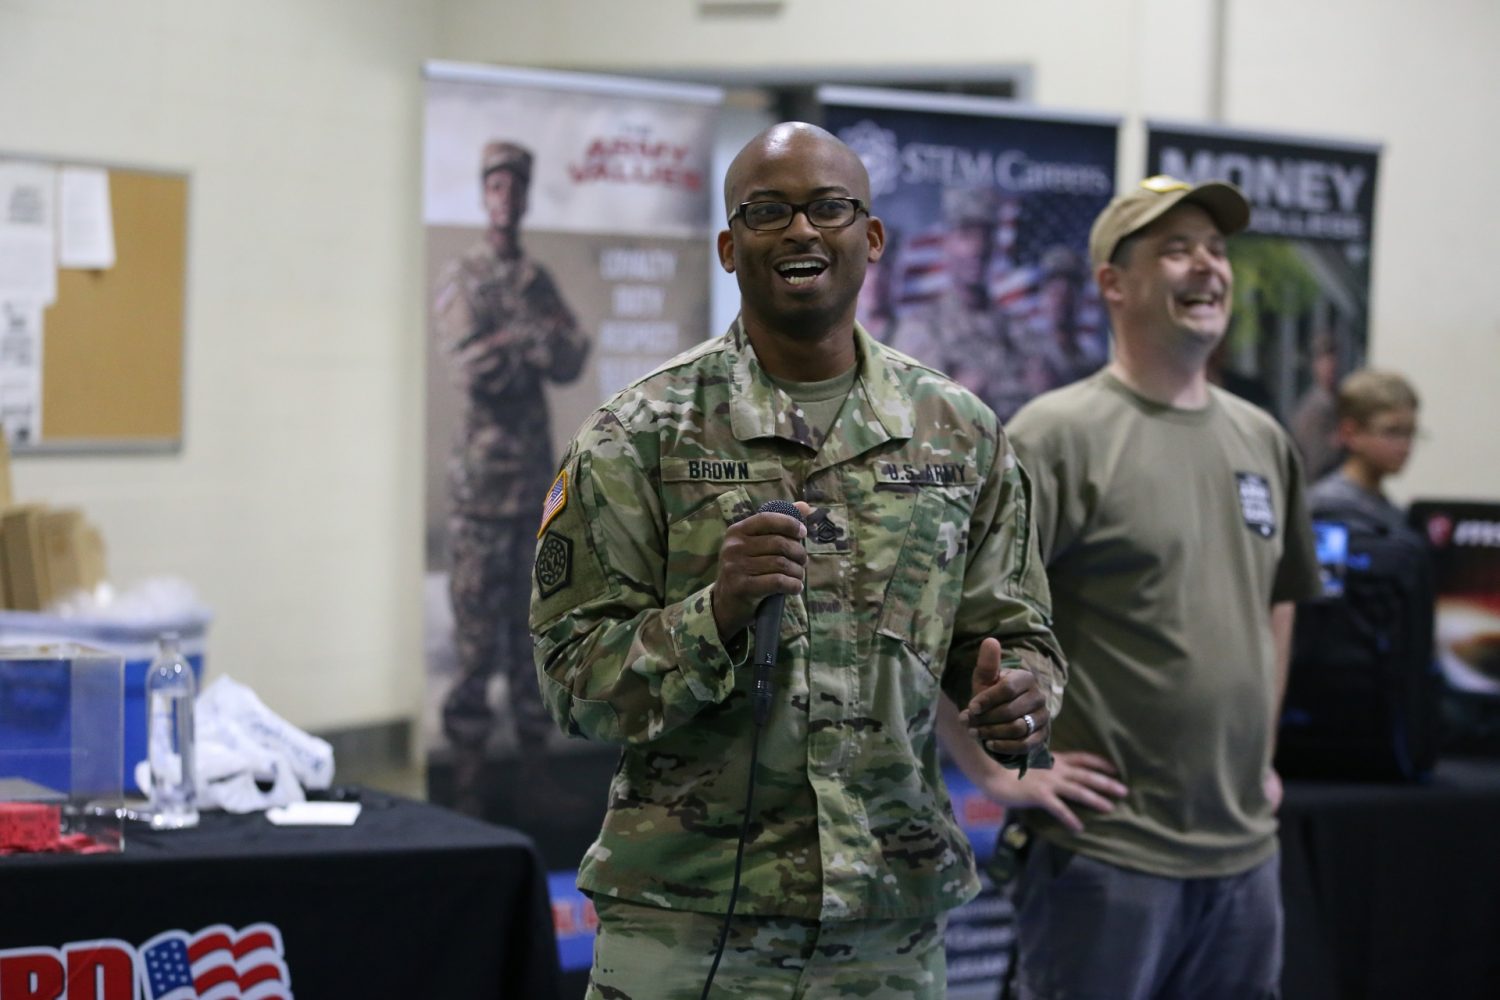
[1235,471,1276,538]
[538,469,568,539]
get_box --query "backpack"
[1277,494,1438,781]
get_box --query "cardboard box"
[1,505,52,611]
[0,435,11,508]
[78,522,106,590]
[40,508,88,599]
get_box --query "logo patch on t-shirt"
[1236,472,1276,538]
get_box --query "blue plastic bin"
[0,611,208,794]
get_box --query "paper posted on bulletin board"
[0,154,183,452]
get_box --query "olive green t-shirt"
[767,364,860,446]
[1008,370,1320,877]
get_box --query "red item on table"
[0,802,62,851]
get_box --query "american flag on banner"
[140,923,293,1000]
[894,228,950,308]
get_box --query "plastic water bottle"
[146,632,199,830]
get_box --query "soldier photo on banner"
[422,66,719,902]
[433,138,590,815]
[826,91,1118,423]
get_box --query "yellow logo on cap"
[1141,175,1191,193]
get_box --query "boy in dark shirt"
[1309,368,1421,533]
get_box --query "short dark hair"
[1109,231,1144,267]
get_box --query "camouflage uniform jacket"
[530,319,1065,921]
[435,243,589,518]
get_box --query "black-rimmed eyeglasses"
[729,197,868,232]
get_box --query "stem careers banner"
[823,87,1119,423]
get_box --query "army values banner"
[1146,122,1382,481]
[421,62,719,846]
[821,87,1120,424]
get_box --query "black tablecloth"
[4,790,560,998]
[1280,758,1500,999]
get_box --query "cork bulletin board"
[5,158,188,452]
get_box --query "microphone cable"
[699,499,802,999]
[698,704,768,999]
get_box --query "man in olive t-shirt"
[1005,176,1320,1000]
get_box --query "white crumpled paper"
[51,575,213,623]
[136,675,335,814]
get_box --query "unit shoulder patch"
[535,529,574,598]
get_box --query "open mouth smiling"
[775,259,828,286]
[1177,291,1223,312]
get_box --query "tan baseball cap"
[1088,175,1250,267]
[481,141,532,181]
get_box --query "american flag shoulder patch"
[538,470,568,538]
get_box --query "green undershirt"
[767,364,859,446]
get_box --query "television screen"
[1312,519,1349,598]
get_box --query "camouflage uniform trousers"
[587,895,948,999]
[447,512,552,749]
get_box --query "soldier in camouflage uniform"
[530,123,1065,998]
[435,141,589,810]
[1027,245,1102,393]
[888,187,1033,421]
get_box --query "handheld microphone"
[700,498,804,999]
[751,499,802,727]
